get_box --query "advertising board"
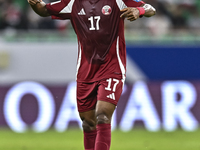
[1,81,200,132]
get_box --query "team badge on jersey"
[102,5,112,15]
[133,0,142,2]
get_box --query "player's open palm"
[27,0,41,5]
[120,7,140,21]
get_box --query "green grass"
[0,128,200,150]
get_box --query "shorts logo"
[133,0,142,2]
[102,5,112,15]
[107,93,115,100]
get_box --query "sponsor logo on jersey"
[102,5,112,15]
[133,0,142,2]
[78,8,86,15]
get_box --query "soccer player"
[27,0,156,149]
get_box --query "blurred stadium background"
[1,0,200,149]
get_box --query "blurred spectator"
[0,0,24,29]
[145,10,172,37]
[0,0,200,37]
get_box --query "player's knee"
[82,119,96,132]
[96,114,110,124]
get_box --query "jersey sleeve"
[46,0,72,20]
[116,0,145,10]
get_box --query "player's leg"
[79,110,97,150]
[94,78,124,150]
[77,81,98,150]
[95,101,116,150]
[79,109,96,131]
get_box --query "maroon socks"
[95,124,111,150]
[84,130,97,150]
[83,124,111,150]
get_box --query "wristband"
[136,7,145,16]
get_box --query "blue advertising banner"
[126,46,200,80]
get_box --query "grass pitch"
[0,128,200,150]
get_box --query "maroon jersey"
[46,0,145,82]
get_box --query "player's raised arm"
[27,0,50,17]
[120,4,156,21]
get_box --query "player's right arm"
[27,0,50,17]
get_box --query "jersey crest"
[102,5,112,15]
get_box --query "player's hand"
[120,7,140,21]
[27,0,42,6]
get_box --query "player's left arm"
[120,3,156,21]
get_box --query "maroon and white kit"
[46,0,145,112]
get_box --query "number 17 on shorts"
[98,78,124,105]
